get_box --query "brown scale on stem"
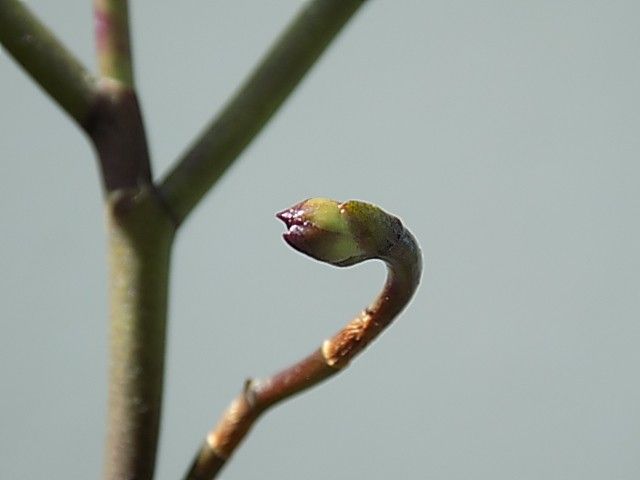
[322,309,374,368]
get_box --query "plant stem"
[104,187,175,480]
[88,80,153,192]
[0,0,97,125]
[94,0,134,86]
[160,0,368,225]
[184,222,421,480]
[92,4,169,476]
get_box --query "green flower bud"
[277,198,404,267]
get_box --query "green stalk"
[0,0,97,125]
[94,0,135,86]
[160,0,368,225]
[104,187,175,480]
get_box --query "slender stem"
[94,0,134,86]
[0,0,97,125]
[104,187,175,480]
[160,0,368,225]
[184,227,421,480]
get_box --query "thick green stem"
[104,187,175,480]
[94,0,134,86]
[160,0,368,225]
[0,0,97,125]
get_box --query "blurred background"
[1,1,639,479]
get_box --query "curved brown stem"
[184,210,421,480]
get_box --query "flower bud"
[277,198,404,267]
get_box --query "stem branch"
[160,0,368,225]
[0,0,97,125]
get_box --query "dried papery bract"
[185,198,422,480]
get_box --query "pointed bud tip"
[276,198,369,266]
[275,208,293,225]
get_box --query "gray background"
[1,1,639,479]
